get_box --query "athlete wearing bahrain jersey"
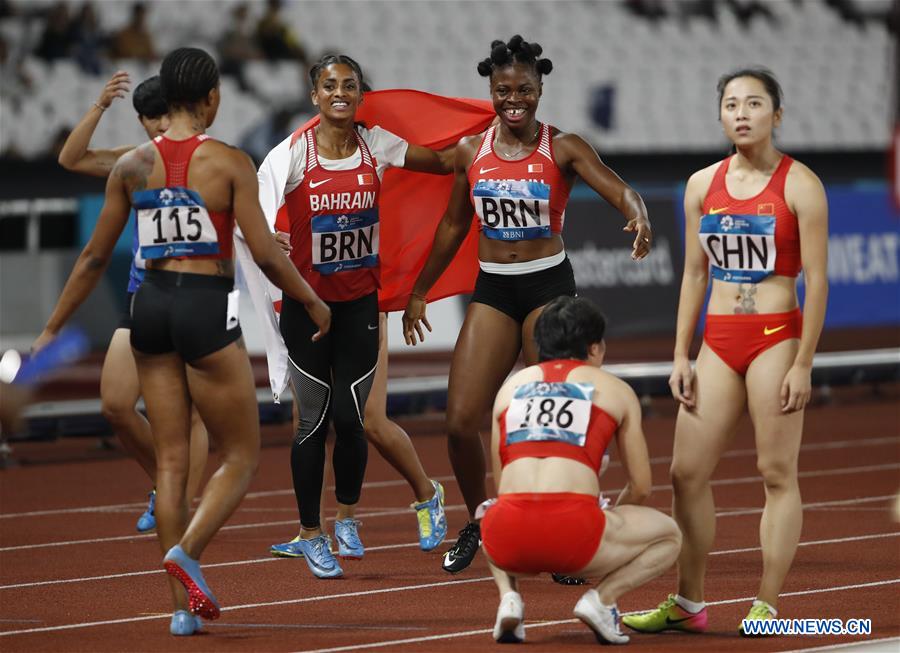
[33,48,328,635]
[403,35,652,575]
[281,125,400,301]
[481,296,679,645]
[469,122,570,243]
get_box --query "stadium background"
[1,0,897,356]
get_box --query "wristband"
[93,102,107,112]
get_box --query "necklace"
[496,123,540,159]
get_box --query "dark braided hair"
[477,35,553,79]
[132,75,167,119]
[159,47,219,110]
[309,54,366,91]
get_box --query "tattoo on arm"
[734,284,758,314]
[115,143,156,194]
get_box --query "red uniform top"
[498,359,616,474]
[144,134,235,261]
[282,128,382,302]
[699,154,801,283]
[468,123,570,242]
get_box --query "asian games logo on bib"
[159,189,175,205]
[337,215,350,229]
[720,215,734,231]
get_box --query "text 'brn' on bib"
[134,186,219,260]
[473,179,551,241]
[311,207,380,275]
[504,381,594,447]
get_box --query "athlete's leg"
[133,350,193,611]
[671,344,747,602]
[363,312,433,502]
[576,506,681,604]
[185,405,209,502]
[329,295,377,524]
[520,305,544,366]
[178,339,261,557]
[745,338,803,609]
[281,296,333,537]
[446,303,522,517]
[101,328,155,477]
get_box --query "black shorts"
[130,269,242,362]
[118,292,135,330]
[470,256,577,323]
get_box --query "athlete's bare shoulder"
[687,160,721,195]
[112,141,157,194]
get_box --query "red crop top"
[498,359,617,473]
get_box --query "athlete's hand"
[305,299,331,342]
[669,356,695,408]
[274,231,292,254]
[625,216,652,260]
[780,363,812,413]
[402,295,432,346]
[31,329,56,355]
[96,71,131,110]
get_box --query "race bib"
[473,179,551,241]
[311,209,379,275]
[134,187,219,260]
[505,381,594,447]
[699,213,776,284]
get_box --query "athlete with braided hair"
[54,72,208,535]
[35,47,330,635]
[403,35,653,574]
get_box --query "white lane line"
[7,468,893,554]
[0,577,493,637]
[0,505,468,553]
[783,636,900,652]
[1,513,896,593]
[3,437,895,520]
[717,494,895,518]
[0,541,424,590]
[293,579,900,653]
[710,531,900,556]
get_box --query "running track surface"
[1,385,898,652]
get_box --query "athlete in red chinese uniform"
[623,68,828,635]
[403,35,653,573]
[483,296,680,645]
[34,48,329,635]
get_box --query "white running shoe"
[574,589,630,645]
[493,591,525,643]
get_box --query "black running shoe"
[442,522,481,573]
[552,573,588,586]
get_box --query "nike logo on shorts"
[708,207,730,214]
[309,178,332,189]
[367,324,378,330]
[763,324,787,336]
[479,166,499,174]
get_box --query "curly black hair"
[477,35,553,79]
[159,47,219,110]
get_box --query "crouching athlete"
[481,296,681,645]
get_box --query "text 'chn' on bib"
[699,212,776,284]
[504,381,594,446]
[311,207,380,275]
[134,186,219,260]
[473,179,552,241]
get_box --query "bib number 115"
[151,207,204,243]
